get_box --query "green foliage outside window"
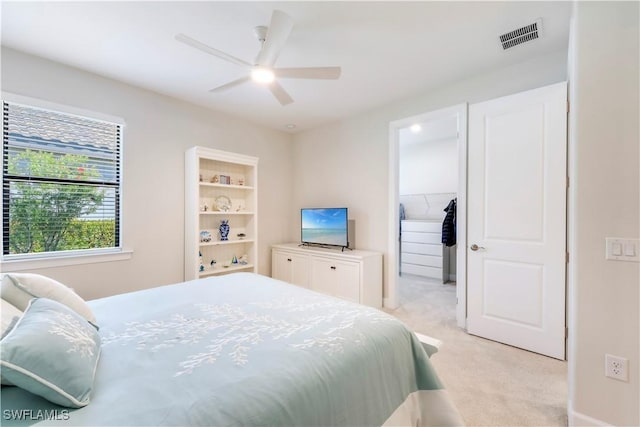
[7,150,113,254]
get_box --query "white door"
[467,82,567,360]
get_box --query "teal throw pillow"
[0,298,101,408]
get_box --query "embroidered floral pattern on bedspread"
[102,296,393,375]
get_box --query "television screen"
[301,208,348,247]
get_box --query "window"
[2,99,122,260]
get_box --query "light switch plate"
[606,238,640,262]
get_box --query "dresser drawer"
[401,242,442,256]
[402,253,442,268]
[401,221,441,233]
[401,263,443,279]
[401,231,441,244]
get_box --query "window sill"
[0,249,133,272]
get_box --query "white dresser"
[271,243,382,308]
[400,220,448,282]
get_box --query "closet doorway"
[388,104,467,328]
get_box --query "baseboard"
[383,297,398,309]
[568,405,610,427]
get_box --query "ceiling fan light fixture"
[251,67,275,84]
[176,10,340,105]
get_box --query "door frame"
[387,103,468,328]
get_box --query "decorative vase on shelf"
[219,220,230,241]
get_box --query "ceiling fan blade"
[176,33,252,68]
[274,67,342,80]
[268,81,294,105]
[255,10,294,67]
[209,76,251,93]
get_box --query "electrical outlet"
[605,354,629,381]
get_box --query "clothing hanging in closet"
[442,198,456,246]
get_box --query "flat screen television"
[301,207,348,248]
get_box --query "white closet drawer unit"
[401,264,443,278]
[401,232,441,244]
[400,220,447,282]
[402,221,441,233]
[402,253,442,268]
[401,242,442,256]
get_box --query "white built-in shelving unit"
[185,147,258,280]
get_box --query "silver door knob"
[470,244,485,251]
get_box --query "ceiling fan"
[175,10,341,106]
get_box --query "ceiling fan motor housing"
[254,26,268,43]
[175,10,341,105]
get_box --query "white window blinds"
[2,101,122,256]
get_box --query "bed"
[1,272,463,426]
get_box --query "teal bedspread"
[1,273,462,426]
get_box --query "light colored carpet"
[384,274,568,427]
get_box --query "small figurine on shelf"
[210,259,216,269]
[238,254,248,265]
[199,251,205,272]
[199,174,203,182]
[231,255,238,264]
[219,219,230,241]
[237,233,246,240]
[202,202,209,212]
[211,174,219,183]
[200,230,212,243]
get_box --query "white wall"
[291,49,568,296]
[0,47,295,300]
[399,137,458,196]
[568,2,639,425]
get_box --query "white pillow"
[1,298,22,385]
[1,273,96,326]
[1,298,22,338]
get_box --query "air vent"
[500,19,542,50]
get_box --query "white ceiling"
[1,1,572,133]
